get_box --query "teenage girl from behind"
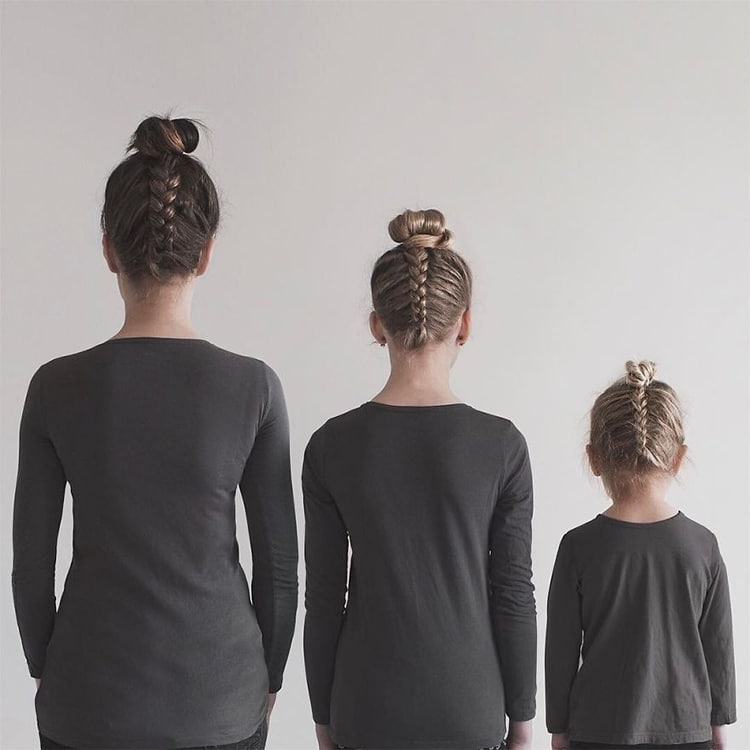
[302,209,537,750]
[545,360,736,750]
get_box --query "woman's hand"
[712,724,727,750]
[266,692,277,721]
[551,733,569,750]
[506,719,532,750]
[34,678,41,691]
[315,723,336,750]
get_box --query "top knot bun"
[128,116,200,158]
[625,359,656,388]
[388,208,454,251]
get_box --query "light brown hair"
[589,360,685,488]
[370,209,472,350]
[101,115,220,283]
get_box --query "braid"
[402,244,429,346]
[630,385,651,459]
[147,156,181,253]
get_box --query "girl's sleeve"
[699,536,736,726]
[489,425,537,722]
[238,363,299,693]
[544,532,582,734]
[302,425,348,725]
[11,365,67,678]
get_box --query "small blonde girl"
[545,360,736,750]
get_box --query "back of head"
[101,115,220,283]
[370,208,472,350]
[589,360,685,489]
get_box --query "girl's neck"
[603,478,679,523]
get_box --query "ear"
[670,443,688,474]
[369,311,386,345]
[456,307,471,345]
[586,444,601,476]
[102,234,119,273]
[195,237,215,277]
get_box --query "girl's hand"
[266,692,277,720]
[34,678,41,691]
[506,719,532,750]
[551,733,569,750]
[712,724,727,750]
[315,723,336,750]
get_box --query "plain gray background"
[1,1,748,749]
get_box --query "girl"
[545,360,736,750]
[11,116,298,750]
[302,209,537,750]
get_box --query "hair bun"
[625,359,656,388]
[128,116,200,158]
[388,208,454,251]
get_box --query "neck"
[115,276,200,338]
[372,343,460,405]
[603,473,678,522]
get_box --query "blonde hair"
[370,209,472,350]
[589,360,685,488]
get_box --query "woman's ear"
[195,237,215,277]
[102,234,119,273]
[456,307,471,345]
[586,444,601,476]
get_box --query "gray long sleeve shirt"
[11,337,298,749]
[302,401,537,750]
[545,512,736,745]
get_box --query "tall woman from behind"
[11,116,298,750]
[302,209,537,750]
[545,361,736,750]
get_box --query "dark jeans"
[569,742,713,750]
[39,717,268,750]
[336,742,506,750]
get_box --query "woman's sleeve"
[11,365,67,678]
[302,425,349,725]
[488,425,537,721]
[238,363,299,693]
[544,532,583,734]
[699,536,736,726]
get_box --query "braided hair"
[101,115,219,283]
[371,209,471,351]
[589,360,686,488]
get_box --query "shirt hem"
[568,728,713,744]
[329,734,504,749]
[37,717,265,750]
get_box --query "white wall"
[1,2,747,748]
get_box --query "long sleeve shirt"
[11,336,298,749]
[302,401,537,750]
[545,512,736,745]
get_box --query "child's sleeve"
[699,535,736,726]
[545,532,583,734]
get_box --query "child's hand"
[315,723,336,750]
[505,719,532,750]
[34,678,41,691]
[712,724,727,750]
[551,732,569,750]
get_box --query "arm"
[698,536,736,729]
[238,363,299,694]
[11,366,67,679]
[544,533,582,739]
[489,426,537,727]
[302,426,349,734]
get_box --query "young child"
[545,360,736,750]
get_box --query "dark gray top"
[302,401,537,750]
[545,511,736,745]
[11,337,298,749]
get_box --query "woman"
[11,116,299,750]
[302,209,537,750]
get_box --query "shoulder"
[559,517,602,548]
[675,512,722,557]
[466,406,529,448]
[306,404,364,450]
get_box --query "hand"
[506,719,532,750]
[551,733,569,750]
[34,678,41,691]
[266,692,276,721]
[712,724,727,750]
[315,723,336,750]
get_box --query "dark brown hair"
[371,209,472,350]
[101,116,220,282]
[589,360,686,488]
